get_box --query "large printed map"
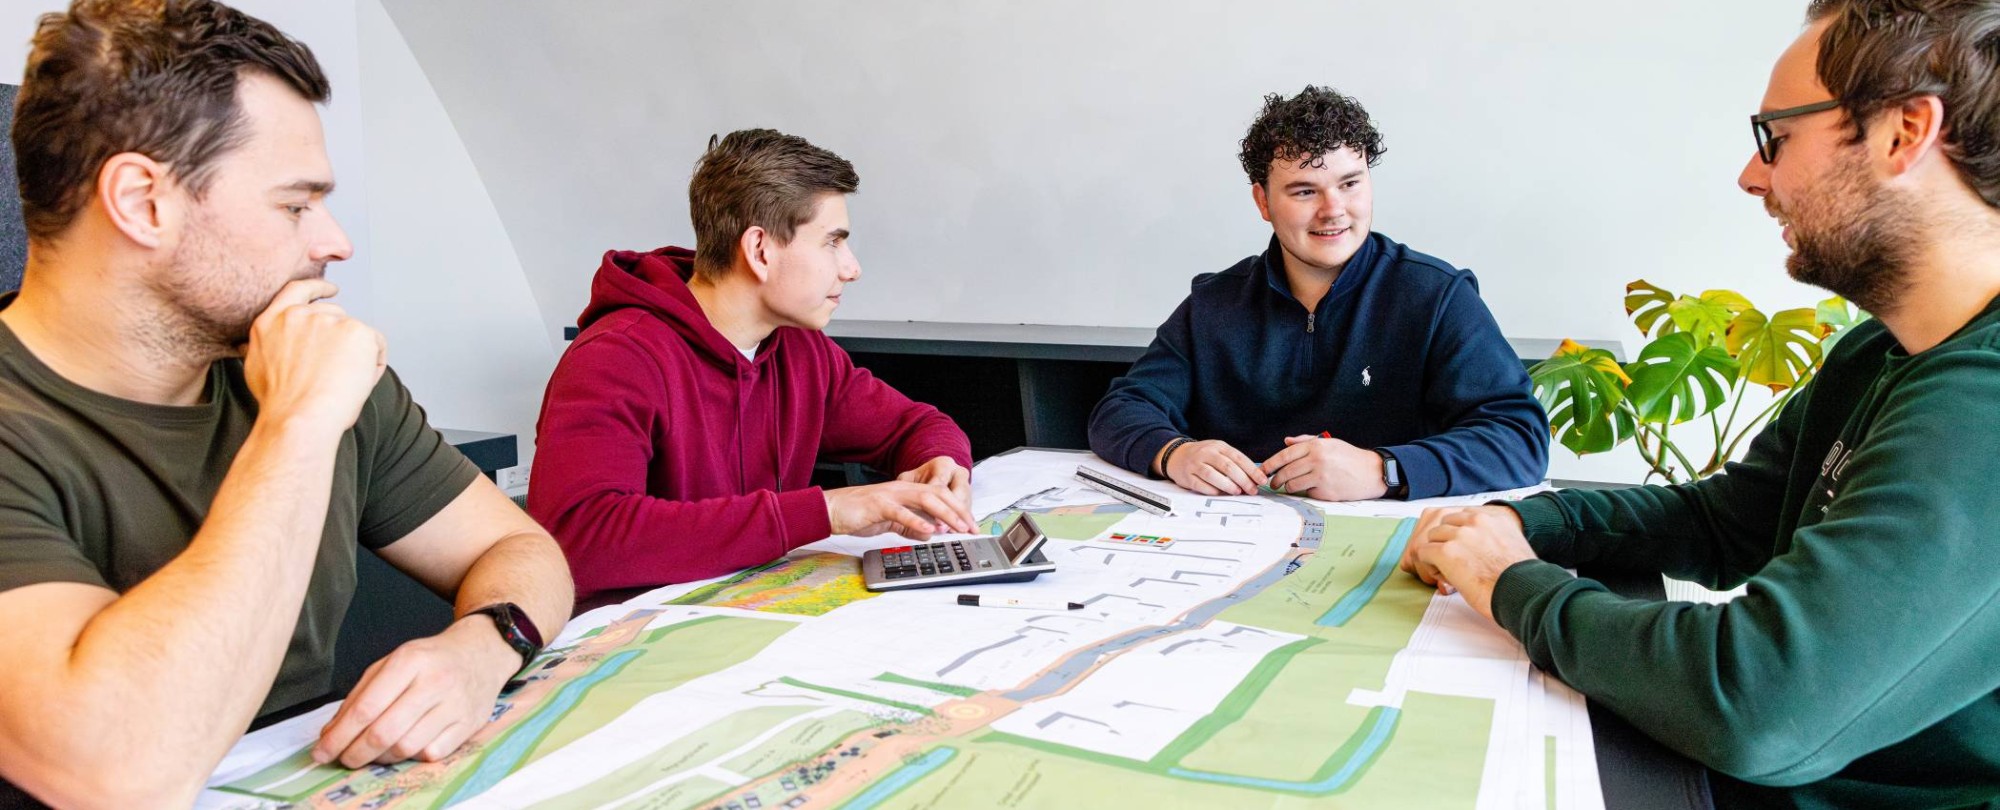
[200,450,1601,810]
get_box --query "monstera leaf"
[1815,296,1871,356]
[1728,307,1822,392]
[1624,333,1741,424]
[1668,290,1754,350]
[1626,281,1678,339]
[1528,340,1634,455]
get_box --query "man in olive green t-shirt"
[0,3,573,807]
[1402,2,2000,807]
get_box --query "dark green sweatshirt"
[1495,298,2000,810]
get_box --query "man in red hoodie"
[531,129,977,604]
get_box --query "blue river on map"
[444,649,645,805]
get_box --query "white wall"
[0,0,553,463]
[1,0,378,320]
[377,1,1823,340]
[3,1,1839,483]
[377,0,1825,482]
[354,0,557,463]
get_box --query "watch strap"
[1373,449,1409,500]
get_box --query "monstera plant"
[1528,281,1868,484]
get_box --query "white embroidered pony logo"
[1362,367,1372,387]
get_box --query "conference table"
[221,450,1707,810]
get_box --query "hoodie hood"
[578,246,749,369]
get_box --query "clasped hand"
[1163,435,1385,501]
[1398,506,1538,621]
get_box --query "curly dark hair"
[1238,86,1385,187]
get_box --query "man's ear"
[1251,182,1273,223]
[95,152,173,249]
[1883,95,1946,177]
[740,225,774,283]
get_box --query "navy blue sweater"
[1089,232,1549,499]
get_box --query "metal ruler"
[1074,466,1173,516]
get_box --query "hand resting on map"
[311,611,524,768]
[1400,506,1536,622]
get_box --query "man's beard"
[140,212,318,362]
[1777,147,1919,314]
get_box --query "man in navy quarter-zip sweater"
[1089,86,1548,502]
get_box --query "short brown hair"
[1807,0,2000,208]
[688,129,859,280]
[12,0,330,243]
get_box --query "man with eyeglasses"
[1400,0,2000,806]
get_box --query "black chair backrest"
[0,84,24,294]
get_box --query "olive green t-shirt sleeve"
[353,367,481,550]
[0,440,107,594]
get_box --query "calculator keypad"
[880,541,975,580]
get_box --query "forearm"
[817,376,969,476]
[1388,411,1548,499]
[450,530,572,650]
[881,409,971,474]
[1088,318,1195,476]
[1087,393,1183,476]
[1511,370,1801,583]
[1510,476,1777,587]
[1491,554,2000,785]
[539,488,830,598]
[53,419,343,798]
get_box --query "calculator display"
[997,516,1042,563]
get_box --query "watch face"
[1375,451,1401,487]
[480,604,539,664]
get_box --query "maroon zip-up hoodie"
[529,247,971,601]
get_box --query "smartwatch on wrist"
[468,602,543,673]
[1372,449,1408,500]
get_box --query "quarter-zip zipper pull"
[1307,312,1316,334]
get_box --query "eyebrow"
[1283,172,1363,190]
[275,179,336,196]
[827,228,851,240]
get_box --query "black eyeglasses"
[1751,100,1841,164]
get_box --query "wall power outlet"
[497,465,531,494]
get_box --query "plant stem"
[1639,420,1699,483]
[1719,389,1795,464]
[1712,377,1747,470]
[1621,402,1681,483]
[1623,402,1660,481]
[1707,410,1723,470]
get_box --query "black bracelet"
[1157,437,1192,479]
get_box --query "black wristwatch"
[468,602,543,673]
[1373,449,1408,500]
